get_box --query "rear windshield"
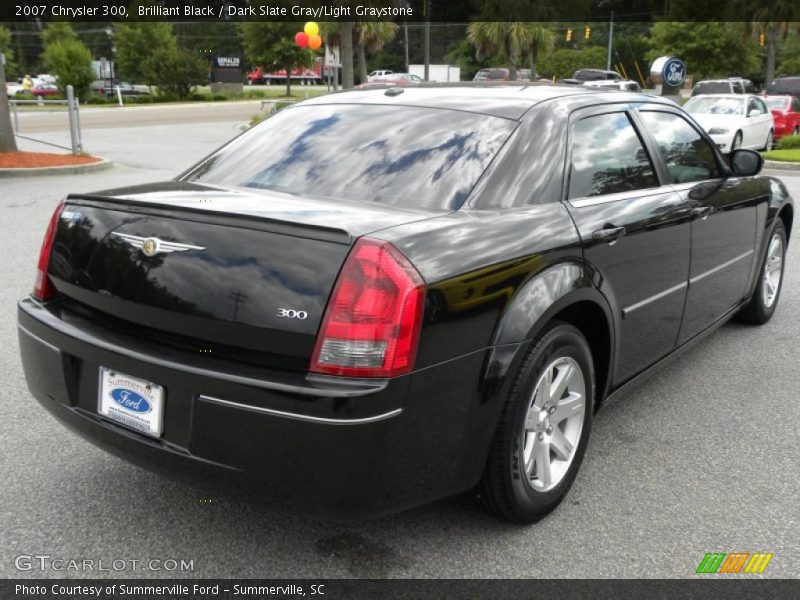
[183,104,516,210]
[767,79,800,95]
[764,97,790,110]
[684,96,744,115]
[692,82,731,95]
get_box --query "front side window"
[639,111,722,183]
[568,112,658,199]
[183,104,517,211]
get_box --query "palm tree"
[468,22,523,81]
[356,22,398,83]
[468,22,552,81]
[520,24,554,80]
[728,0,799,84]
[320,19,354,89]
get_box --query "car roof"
[298,83,672,120]
[687,93,747,99]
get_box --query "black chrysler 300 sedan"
[18,85,793,522]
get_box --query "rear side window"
[183,104,517,211]
[568,112,658,199]
[639,112,722,183]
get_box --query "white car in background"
[683,94,774,152]
[583,79,642,92]
[367,70,394,82]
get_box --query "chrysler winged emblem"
[111,233,206,257]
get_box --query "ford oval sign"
[662,57,686,87]
[110,388,152,413]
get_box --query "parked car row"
[90,81,149,97]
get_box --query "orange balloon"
[308,34,322,50]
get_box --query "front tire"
[762,129,774,151]
[737,220,787,324]
[731,131,743,153]
[478,322,594,523]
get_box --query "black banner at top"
[1,0,798,23]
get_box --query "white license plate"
[98,368,164,437]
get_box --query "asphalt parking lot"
[1,104,798,578]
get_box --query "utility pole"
[606,11,614,72]
[404,21,409,73]
[229,290,248,322]
[423,0,430,81]
[0,53,18,153]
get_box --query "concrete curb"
[763,159,800,172]
[0,158,114,178]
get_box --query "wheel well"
[550,301,612,405]
[779,204,793,241]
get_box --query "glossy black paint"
[18,86,794,517]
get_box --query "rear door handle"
[690,206,714,219]
[592,226,626,245]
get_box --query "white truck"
[409,64,461,83]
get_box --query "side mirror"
[729,149,763,176]
[748,109,763,117]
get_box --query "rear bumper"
[18,298,502,519]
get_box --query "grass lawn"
[762,149,800,163]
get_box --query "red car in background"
[765,95,800,140]
[31,83,60,97]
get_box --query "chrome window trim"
[568,185,673,208]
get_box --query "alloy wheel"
[762,233,784,308]
[521,356,586,492]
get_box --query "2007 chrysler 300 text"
[18,85,793,522]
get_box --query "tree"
[114,22,176,85]
[42,22,78,47]
[537,46,607,80]
[42,38,95,99]
[519,24,555,79]
[355,21,397,83]
[727,0,800,85]
[0,26,17,77]
[647,22,761,83]
[467,22,553,80]
[468,22,527,80]
[143,47,207,100]
[0,52,18,152]
[340,22,355,89]
[239,21,314,96]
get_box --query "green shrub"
[85,96,108,105]
[211,93,228,101]
[42,38,95,100]
[143,47,208,101]
[776,135,800,150]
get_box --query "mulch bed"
[0,151,100,168]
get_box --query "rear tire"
[737,220,787,324]
[762,129,774,151]
[477,322,594,523]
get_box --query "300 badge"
[277,308,308,320]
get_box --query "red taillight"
[33,201,65,301]
[310,238,425,378]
